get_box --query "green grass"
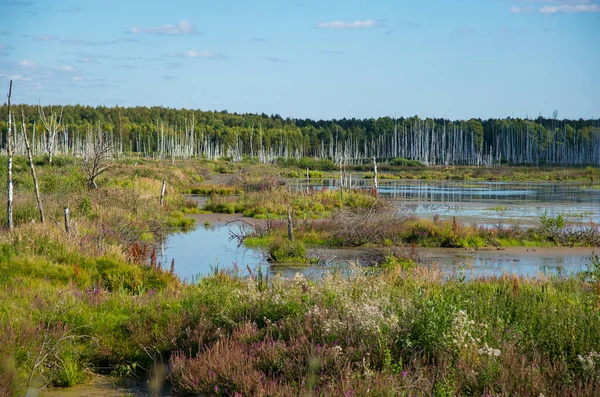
[3,259,600,396]
[204,188,378,219]
[1,158,600,396]
[189,185,240,195]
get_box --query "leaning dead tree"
[6,80,13,231]
[21,108,44,223]
[38,104,63,164]
[80,127,115,190]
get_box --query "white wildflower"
[578,351,600,372]
[478,343,501,357]
[331,345,343,357]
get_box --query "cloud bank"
[317,20,378,29]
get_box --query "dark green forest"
[1,104,599,166]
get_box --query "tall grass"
[2,255,600,396]
[1,158,599,396]
[205,187,378,219]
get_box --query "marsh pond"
[165,180,600,281]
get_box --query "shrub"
[390,157,424,167]
[268,238,307,263]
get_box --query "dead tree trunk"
[81,127,114,190]
[21,109,44,223]
[38,105,63,165]
[287,206,294,241]
[372,156,378,196]
[6,80,13,231]
[160,179,167,207]
[339,160,344,200]
[306,168,309,194]
[63,207,70,234]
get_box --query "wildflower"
[331,345,343,357]
[578,351,600,371]
[478,343,501,357]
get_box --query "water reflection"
[293,179,600,225]
[420,249,590,279]
[165,224,265,282]
[165,223,595,282]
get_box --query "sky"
[0,0,599,120]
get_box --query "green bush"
[390,157,424,167]
[268,238,307,263]
[166,211,196,229]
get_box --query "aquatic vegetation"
[189,185,240,195]
[204,187,378,219]
[242,207,599,252]
[267,237,307,263]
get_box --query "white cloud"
[317,20,378,29]
[540,4,600,12]
[510,1,600,14]
[511,6,534,13]
[0,74,31,81]
[130,20,195,35]
[182,50,223,59]
[19,59,36,67]
[72,76,84,81]
[166,50,226,60]
[58,65,75,71]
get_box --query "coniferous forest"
[1,105,599,166]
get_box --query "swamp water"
[165,223,595,281]
[165,180,598,281]
[294,179,600,226]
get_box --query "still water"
[165,180,599,281]
[165,223,596,282]
[294,179,600,226]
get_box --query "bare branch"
[80,127,115,190]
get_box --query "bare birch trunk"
[306,168,309,194]
[339,161,343,199]
[21,109,44,223]
[372,156,378,196]
[287,206,293,241]
[6,80,13,231]
[63,207,70,234]
[160,179,167,207]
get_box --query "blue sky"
[0,0,599,120]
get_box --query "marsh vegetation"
[0,152,599,396]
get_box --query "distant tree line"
[1,104,599,166]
